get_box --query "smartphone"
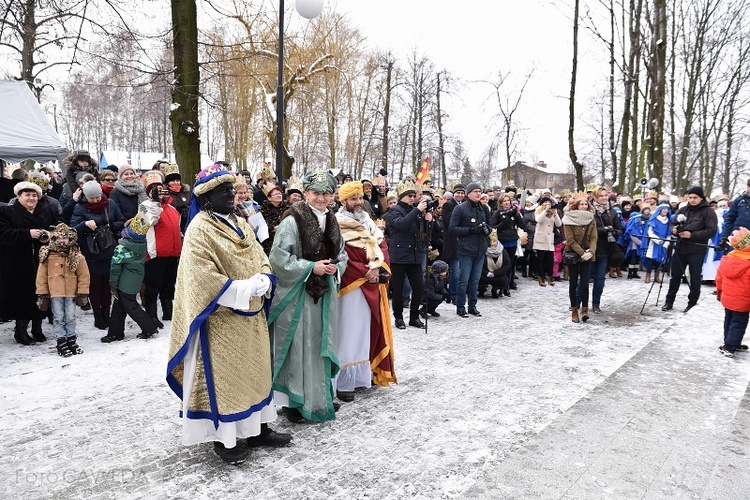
[328,257,340,264]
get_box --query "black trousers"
[390,263,424,320]
[568,261,592,308]
[109,292,158,336]
[144,257,179,311]
[536,250,554,280]
[665,252,704,306]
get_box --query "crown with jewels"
[257,163,275,181]
[396,179,418,198]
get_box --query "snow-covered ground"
[1,276,744,499]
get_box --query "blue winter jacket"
[721,191,750,240]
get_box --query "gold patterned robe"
[167,212,275,446]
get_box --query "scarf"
[83,197,109,214]
[657,215,669,224]
[337,211,385,268]
[562,209,594,227]
[101,184,114,196]
[114,179,148,204]
[486,242,504,259]
[39,242,82,272]
[592,200,608,214]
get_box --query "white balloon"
[295,0,324,19]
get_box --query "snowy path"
[1,277,745,499]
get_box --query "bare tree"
[569,0,585,191]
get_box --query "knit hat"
[164,163,181,183]
[82,180,102,199]
[396,179,418,199]
[686,186,705,199]
[729,227,750,251]
[339,181,364,201]
[431,260,448,274]
[526,195,538,205]
[302,169,337,194]
[122,211,151,241]
[669,195,679,204]
[466,182,482,194]
[141,170,165,192]
[505,185,518,193]
[13,181,42,197]
[538,196,552,206]
[118,164,136,179]
[452,184,466,194]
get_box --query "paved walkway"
[466,308,750,499]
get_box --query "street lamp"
[276,0,324,184]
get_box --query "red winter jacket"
[146,202,183,260]
[716,251,750,312]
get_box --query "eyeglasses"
[102,178,115,182]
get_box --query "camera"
[480,222,491,236]
[424,199,437,211]
[39,230,50,244]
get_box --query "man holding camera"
[449,182,491,318]
[663,186,718,313]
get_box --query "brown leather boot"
[538,276,547,287]
[655,273,662,283]
[547,276,555,286]
[571,307,580,323]
[616,268,623,278]
[645,272,651,284]
[609,267,617,278]
[581,307,589,322]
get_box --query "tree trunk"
[647,0,667,190]
[436,72,447,188]
[382,57,393,174]
[569,0,585,191]
[170,0,201,182]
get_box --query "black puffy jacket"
[385,200,425,264]
[672,200,718,255]
[491,207,527,243]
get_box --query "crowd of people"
[1,153,749,464]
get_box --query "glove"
[37,294,50,312]
[472,225,484,234]
[247,273,272,297]
[603,225,613,231]
[487,272,494,278]
[76,294,90,308]
[719,236,728,249]
[110,282,119,301]
[580,250,593,261]
[716,291,722,301]
[663,241,670,251]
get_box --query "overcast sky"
[328,0,604,174]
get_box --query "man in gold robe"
[167,164,290,465]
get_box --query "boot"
[14,320,35,345]
[161,299,173,321]
[626,268,634,279]
[57,338,73,357]
[609,267,617,278]
[67,336,83,355]
[616,268,623,278]
[30,319,46,342]
[631,266,641,279]
[563,266,569,281]
[581,307,589,322]
[645,272,651,284]
[571,307,580,323]
[93,308,108,330]
[213,442,249,465]
[538,276,547,287]
[547,277,555,287]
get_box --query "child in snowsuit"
[36,223,90,357]
[422,260,449,318]
[101,212,159,342]
[716,226,750,357]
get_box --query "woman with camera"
[71,180,126,330]
[563,195,598,323]
[0,181,58,344]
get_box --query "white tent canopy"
[0,80,67,163]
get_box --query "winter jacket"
[491,207,528,243]
[0,202,57,320]
[110,237,148,295]
[145,201,183,260]
[260,200,289,256]
[385,200,425,264]
[479,248,511,290]
[716,251,750,312]
[533,206,562,251]
[425,271,448,302]
[721,191,750,240]
[70,198,126,276]
[522,206,537,249]
[593,208,624,257]
[671,200,718,255]
[441,198,460,260]
[10,196,63,224]
[563,219,598,261]
[109,189,142,221]
[168,186,191,233]
[36,251,90,298]
[449,199,490,257]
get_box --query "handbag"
[86,205,116,261]
[563,222,591,266]
[608,241,626,267]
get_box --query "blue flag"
[99,152,108,171]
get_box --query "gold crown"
[396,179,418,198]
[258,164,275,181]
[29,171,50,191]
[489,228,498,244]
[141,170,164,189]
[263,183,282,196]
[127,212,151,236]
[286,176,304,194]
[164,163,180,177]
